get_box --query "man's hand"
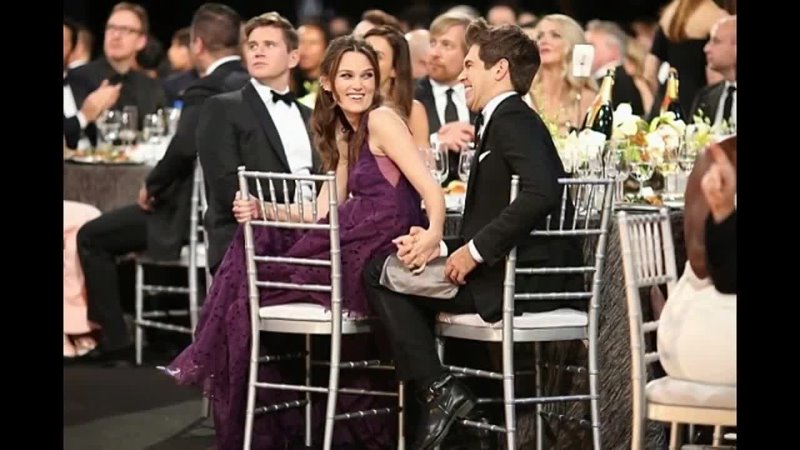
[393,226,442,270]
[445,245,478,285]
[137,184,154,211]
[80,80,122,123]
[436,122,475,153]
[701,143,736,223]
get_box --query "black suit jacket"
[141,60,249,260]
[414,77,478,184]
[446,94,584,322]
[595,65,645,116]
[198,82,320,270]
[63,71,96,149]
[689,81,726,122]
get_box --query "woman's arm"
[409,100,430,149]
[369,106,445,267]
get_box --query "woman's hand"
[393,226,443,271]
[701,144,736,223]
[232,192,260,223]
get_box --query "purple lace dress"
[165,138,427,450]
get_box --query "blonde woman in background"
[526,14,596,135]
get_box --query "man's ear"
[494,58,509,81]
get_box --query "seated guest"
[134,34,166,79]
[690,16,736,131]
[163,27,200,104]
[72,2,167,120]
[657,136,736,387]
[364,26,430,148]
[64,201,102,358]
[702,141,736,294]
[165,32,445,449]
[352,9,403,37]
[63,17,121,150]
[364,19,582,448]
[76,3,248,365]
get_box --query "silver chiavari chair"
[618,209,736,450]
[435,176,614,449]
[237,167,404,450]
[134,161,208,365]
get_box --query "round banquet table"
[63,161,151,212]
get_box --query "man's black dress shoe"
[413,373,477,450]
[65,345,134,368]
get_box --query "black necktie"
[272,90,295,106]
[721,84,736,123]
[444,88,459,123]
[473,113,484,148]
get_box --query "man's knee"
[76,217,100,252]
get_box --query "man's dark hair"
[172,27,191,47]
[191,3,242,54]
[136,34,165,70]
[64,17,80,51]
[465,18,541,94]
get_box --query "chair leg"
[305,335,313,449]
[397,380,406,450]
[502,334,516,449]
[668,422,682,450]
[587,334,602,449]
[322,331,342,450]
[134,262,144,366]
[712,426,722,446]
[534,342,543,450]
[242,331,261,450]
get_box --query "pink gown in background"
[64,200,101,355]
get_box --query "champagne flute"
[458,150,474,182]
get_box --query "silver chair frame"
[134,162,208,365]
[435,176,615,449]
[618,209,736,450]
[237,167,404,450]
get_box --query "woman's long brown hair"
[311,36,383,172]
[666,0,705,41]
[363,26,413,120]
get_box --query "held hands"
[137,184,155,211]
[232,191,261,223]
[701,144,736,223]
[445,245,478,285]
[392,226,442,271]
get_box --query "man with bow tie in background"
[198,12,319,274]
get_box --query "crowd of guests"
[63,1,737,448]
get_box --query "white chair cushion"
[437,308,588,329]
[260,303,359,322]
[646,376,736,410]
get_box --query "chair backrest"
[505,177,616,324]
[236,166,340,335]
[617,208,678,442]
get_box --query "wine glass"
[458,150,474,182]
[424,144,448,184]
[628,146,655,197]
[142,113,164,144]
[119,106,139,152]
[96,110,121,155]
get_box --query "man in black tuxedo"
[364,19,583,449]
[76,3,247,364]
[198,12,320,273]
[414,12,477,184]
[585,20,646,116]
[690,16,736,130]
[63,18,120,149]
[71,2,167,122]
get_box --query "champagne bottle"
[659,68,685,122]
[581,69,615,140]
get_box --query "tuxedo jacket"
[689,81,727,122]
[63,72,96,149]
[198,82,321,270]
[142,60,249,261]
[414,77,478,184]
[446,94,584,322]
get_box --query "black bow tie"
[474,113,484,145]
[271,90,295,106]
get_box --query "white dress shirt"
[439,90,517,263]
[250,79,314,201]
[713,80,737,130]
[429,79,470,144]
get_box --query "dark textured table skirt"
[64,162,151,212]
[442,211,685,449]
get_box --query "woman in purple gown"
[165,36,446,450]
